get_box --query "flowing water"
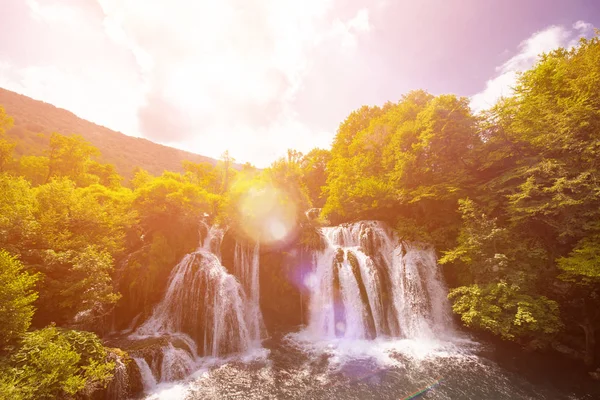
[127,221,597,399]
[129,225,265,385]
[304,221,453,341]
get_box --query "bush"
[0,326,114,399]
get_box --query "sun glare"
[237,182,298,245]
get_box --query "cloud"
[93,0,377,165]
[0,0,377,166]
[470,21,596,112]
[329,8,371,48]
[0,0,145,136]
[10,2,593,166]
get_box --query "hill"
[0,88,224,178]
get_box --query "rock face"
[305,208,322,220]
[258,245,309,331]
[90,349,143,400]
[104,334,200,392]
[552,342,585,361]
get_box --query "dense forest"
[0,35,599,399]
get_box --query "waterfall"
[130,224,264,385]
[234,241,265,342]
[390,241,454,339]
[306,221,453,341]
[134,357,157,391]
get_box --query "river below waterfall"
[137,332,599,400]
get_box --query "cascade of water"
[131,224,265,384]
[306,221,453,341]
[160,343,197,381]
[134,357,157,391]
[390,241,454,339]
[234,241,265,343]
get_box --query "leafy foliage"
[449,282,562,343]
[0,251,38,349]
[558,235,600,281]
[0,326,114,400]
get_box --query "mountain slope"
[0,88,221,178]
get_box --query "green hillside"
[0,88,223,177]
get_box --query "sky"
[0,0,598,167]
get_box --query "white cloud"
[329,8,371,48]
[573,20,594,35]
[92,0,375,165]
[470,21,596,112]
[1,1,146,136]
[26,0,80,24]
[1,0,378,166]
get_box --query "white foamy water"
[234,241,265,344]
[134,357,157,390]
[129,224,266,392]
[304,221,455,342]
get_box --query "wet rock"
[305,208,321,220]
[359,226,376,257]
[347,250,376,339]
[89,348,143,400]
[335,248,345,263]
[552,342,585,361]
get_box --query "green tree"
[301,148,331,208]
[0,251,38,350]
[46,133,99,183]
[0,326,114,399]
[133,173,211,237]
[474,35,600,363]
[182,160,219,192]
[0,139,16,173]
[130,167,153,189]
[17,178,135,326]
[219,150,235,193]
[0,106,16,173]
[86,160,123,188]
[440,198,510,284]
[0,106,13,136]
[0,175,38,253]
[558,235,600,280]
[42,246,121,329]
[18,156,50,186]
[449,281,562,346]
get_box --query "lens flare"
[236,182,297,245]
